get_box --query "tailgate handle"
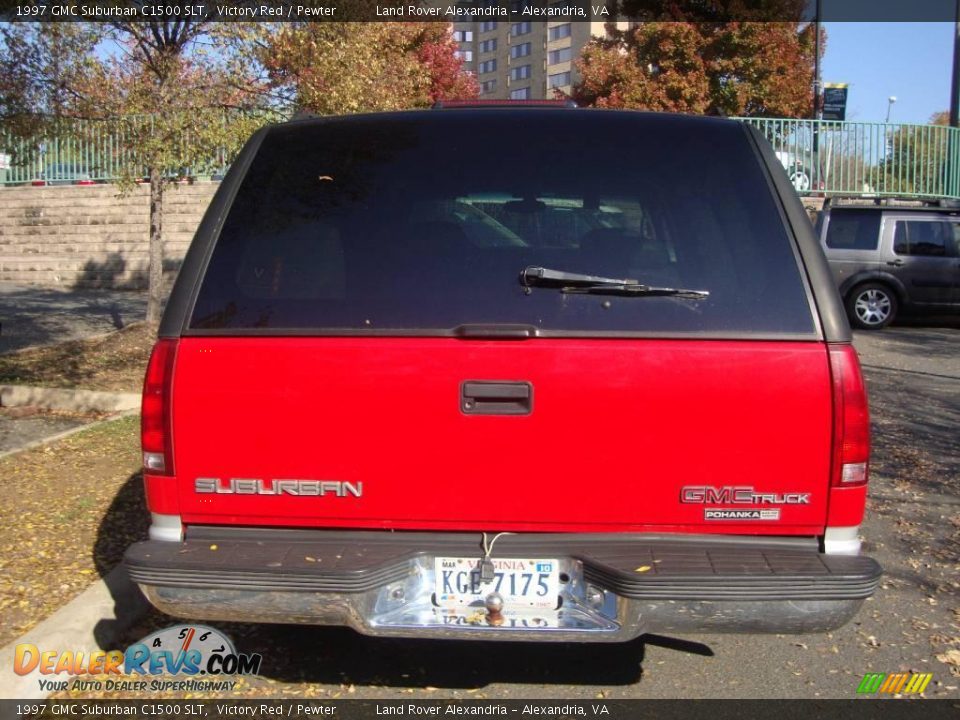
[461,381,533,415]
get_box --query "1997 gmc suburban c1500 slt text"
[125,106,882,641]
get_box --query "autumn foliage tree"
[1,17,270,325]
[881,111,953,196]
[79,21,271,323]
[417,30,481,105]
[259,22,477,115]
[0,23,101,135]
[574,20,821,117]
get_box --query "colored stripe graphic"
[879,674,898,692]
[858,672,933,694]
[907,674,933,694]
[857,673,885,693]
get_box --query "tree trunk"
[146,166,164,326]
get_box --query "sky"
[821,23,954,124]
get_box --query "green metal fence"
[4,118,133,185]
[735,117,960,200]
[2,114,959,200]
[0,113,281,186]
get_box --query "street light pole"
[886,96,897,124]
[812,0,823,189]
[813,0,822,120]
[810,0,824,194]
[952,0,960,127]
[951,0,960,200]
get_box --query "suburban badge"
[195,478,362,497]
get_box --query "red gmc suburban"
[125,107,881,641]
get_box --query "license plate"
[434,557,559,610]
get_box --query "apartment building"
[453,21,624,100]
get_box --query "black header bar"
[3,0,960,23]
[2,699,960,720]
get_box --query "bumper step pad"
[126,529,881,602]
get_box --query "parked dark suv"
[820,204,960,329]
[126,107,879,642]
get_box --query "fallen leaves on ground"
[936,649,960,677]
[0,415,146,646]
[0,323,154,392]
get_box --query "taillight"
[829,344,870,487]
[142,339,178,475]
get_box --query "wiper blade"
[520,266,708,300]
[562,284,710,300]
[520,266,637,288]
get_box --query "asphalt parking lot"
[104,324,957,701]
[0,283,145,354]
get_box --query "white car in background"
[775,150,814,192]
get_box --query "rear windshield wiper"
[563,284,710,300]
[520,266,709,300]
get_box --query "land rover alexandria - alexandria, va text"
[125,106,881,642]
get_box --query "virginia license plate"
[434,557,560,610]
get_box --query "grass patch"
[0,414,146,646]
[0,323,154,392]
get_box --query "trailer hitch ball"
[485,592,505,626]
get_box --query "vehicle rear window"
[824,209,881,251]
[189,111,815,335]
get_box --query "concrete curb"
[0,385,140,414]
[0,565,150,699]
[0,410,138,462]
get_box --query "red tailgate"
[169,338,832,535]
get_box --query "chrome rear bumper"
[127,529,880,642]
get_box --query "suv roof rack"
[823,196,960,211]
[290,109,319,121]
[432,99,578,109]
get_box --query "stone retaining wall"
[0,183,216,288]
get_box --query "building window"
[453,30,473,42]
[479,21,497,32]
[511,22,532,36]
[480,79,497,94]
[456,50,473,62]
[510,64,531,81]
[478,59,497,75]
[510,0,532,12]
[479,38,497,53]
[548,71,571,88]
[510,43,531,59]
[548,47,573,65]
[548,24,572,41]
[510,87,532,100]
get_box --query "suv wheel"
[847,284,897,330]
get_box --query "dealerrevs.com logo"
[14,624,262,694]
